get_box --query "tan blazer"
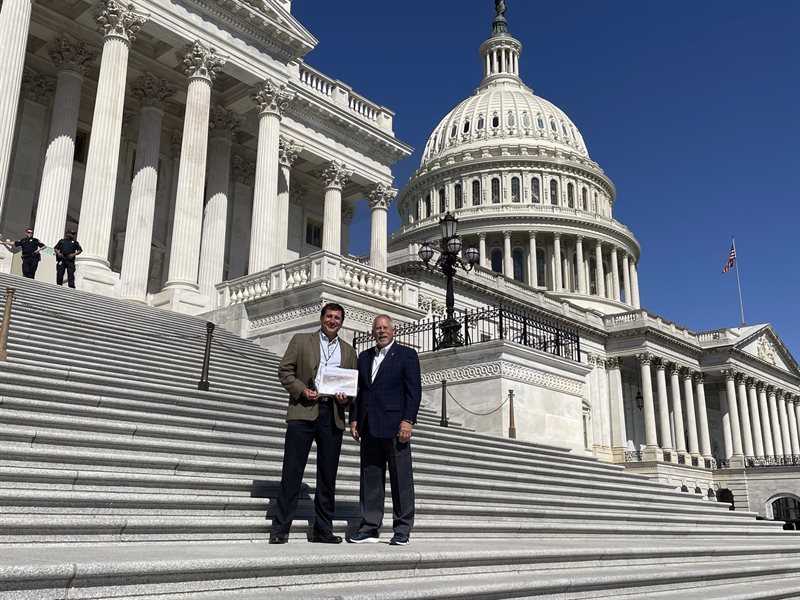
[278,331,358,430]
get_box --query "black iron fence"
[353,304,581,362]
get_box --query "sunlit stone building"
[0,0,798,521]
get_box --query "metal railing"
[353,304,581,362]
[745,455,800,468]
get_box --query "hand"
[67,253,75,260]
[301,387,320,400]
[398,421,413,444]
[334,392,349,406]
[350,421,359,441]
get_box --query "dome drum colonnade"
[0,0,401,309]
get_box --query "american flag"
[722,242,736,274]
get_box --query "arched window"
[491,178,501,203]
[450,124,457,138]
[550,179,559,205]
[562,123,569,136]
[512,249,524,282]
[522,112,531,128]
[472,180,481,205]
[463,119,471,134]
[438,188,446,213]
[492,113,500,128]
[581,187,588,210]
[531,178,540,203]
[507,111,516,128]
[550,119,557,133]
[593,192,598,212]
[490,249,503,274]
[511,177,520,202]
[536,114,544,129]
[536,247,546,289]
[567,183,575,208]
[454,183,463,209]
[477,114,485,130]
[424,194,432,218]
[772,496,800,522]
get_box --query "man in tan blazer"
[269,302,357,544]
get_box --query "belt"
[318,396,335,404]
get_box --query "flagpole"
[732,237,745,326]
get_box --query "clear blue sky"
[293,1,800,359]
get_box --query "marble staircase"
[1,272,799,599]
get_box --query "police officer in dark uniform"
[54,230,82,288]
[2,228,45,279]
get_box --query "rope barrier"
[446,387,510,416]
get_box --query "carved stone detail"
[232,155,255,186]
[252,78,294,116]
[208,105,242,139]
[605,356,620,370]
[757,337,777,365]
[48,38,97,77]
[20,68,55,105]
[130,74,176,110]
[421,361,582,397]
[181,41,225,82]
[170,130,182,160]
[278,137,302,167]
[636,352,652,366]
[367,183,397,211]
[97,0,148,43]
[318,160,352,189]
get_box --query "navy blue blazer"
[351,342,422,439]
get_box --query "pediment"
[735,325,800,375]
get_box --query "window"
[305,220,322,248]
[581,187,588,210]
[492,113,500,128]
[562,123,568,136]
[450,124,457,138]
[550,179,559,205]
[491,249,503,274]
[589,258,597,294]
[454,183,463,209]
[438,188,446,213]
[491,178,501,203]
[512,249,524,282]
[531,178,540,203]
[472,180,481,205]
[424,194,432,218]
[536,114,544,129]
[567,183,575,208]
[507,111,516,127]
[536,247,545,287]
[522,112,531,128]
[477,114,485,130]
[550,119,557,133]
[511,177,520,202]
[463,119,471,134]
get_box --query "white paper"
[317,366,358,396]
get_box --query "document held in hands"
[317,366,358,397]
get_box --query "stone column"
[227,155,255,279]
[694,372,712,458]
[630,261,641,308]
[719,388,733,459]
[552,232,562,291]
[0,0,34,215]
[655,359,674,457]
[681,369,699,457]
[594,240,605,298]
[528,232,537,286]
[757,383,774,458]
[787,398,800,457]
[248,78,293,273]
[161,41,225,298]
[367,183,396,272]
[34,39,96,246]
[575,236,586,294]
[747,378,764,458]
[722,370,744,459]
[606,357,627,460]
[198,106,240,302]
[275,137,301,266]
[637,353,660,459]
[610,246,621,302]
[502,231,512,277]
[77,1,148,285]
[766,386,784,458]
[119,75,176,302]
[668,365,686,454]
[479,232,487,269]
[736,374,754,458]
[319,161,352,255]
[622,252,632,306]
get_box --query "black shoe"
[269,531,289,544]
[389,533,410,546]
[311,531,343,544]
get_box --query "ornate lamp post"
[418,212,480,348]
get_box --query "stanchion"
[508,389,516,439]
[440,379,449,427]
[0,287,16,362]
[197,321,215,391]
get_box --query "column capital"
[97,0,148,44]
[756,381,766,393]
[605,356,620,370]
[692,371,704,384]
[669,363,681,377]
[745,376,757,389]
[595,239,603,249]
[636,352,653,366]
[318,160,352,189]
[208,105,242,140]
[575,234,584,243]
[252,77,294,117]
[130,73,176,110]
[479,231,488,240]
[735,372,747,384]
[181,41,225,83]
[528,230,536,240]
[553,231,561,240]
[721,368,736,381]
[278,136,303,168]
[20,68,55,105]
[503,230,511,240]
[232,155,255,186]
[681,367,695,381]
[654,357,668,371]
[48,38,97,77]
[367,183,397,211]
[766,385,776,396]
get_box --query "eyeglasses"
[25,231,33,234]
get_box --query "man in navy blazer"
[347,314,421,546]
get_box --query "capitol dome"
[390,5,643,315]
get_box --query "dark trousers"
[56,260,76,288]
[358,418,415,537]
[272,403,343,534]
[21,256,38,279]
